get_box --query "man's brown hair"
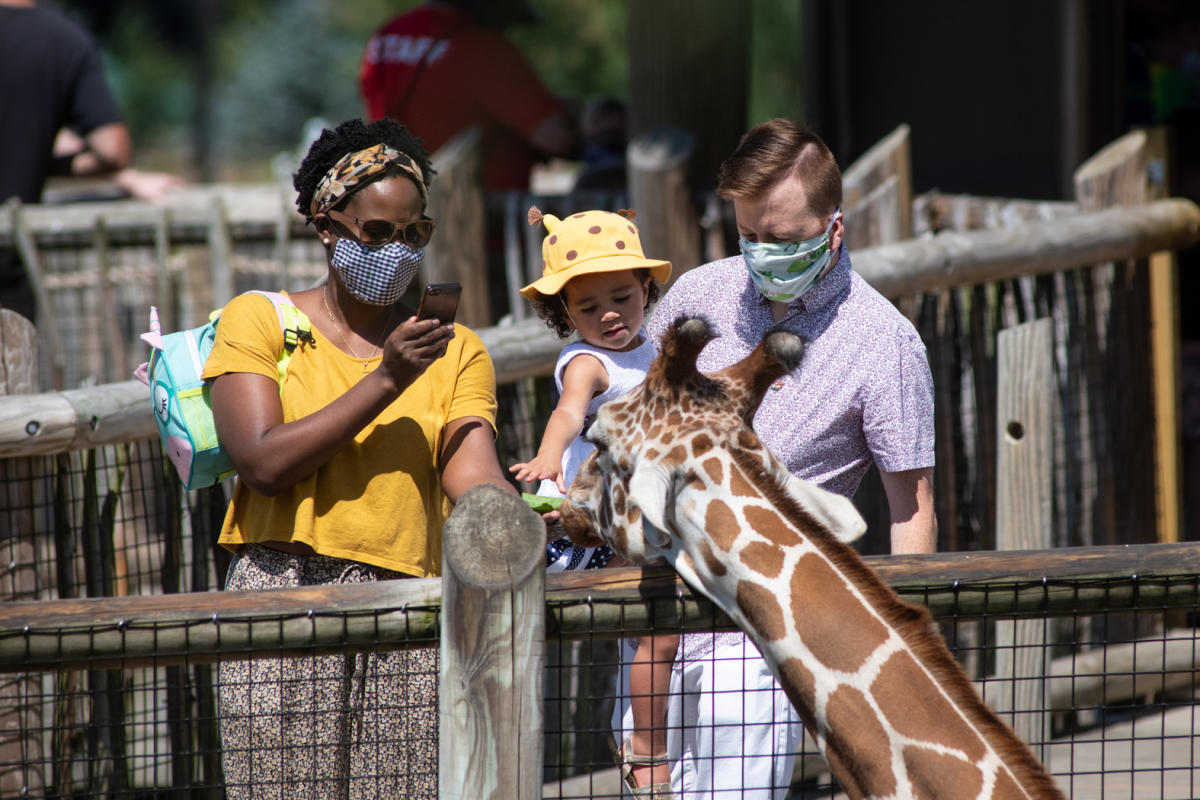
[715,119,842,218]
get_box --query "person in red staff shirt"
[359,0,577,192]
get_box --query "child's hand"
[508,455,564,491]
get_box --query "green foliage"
[749,0,805,126]
[507,0,628,101]
[212,0,365,160]
[97,13,191,150]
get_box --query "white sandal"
[615,736,677,799]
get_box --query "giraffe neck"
[662,448,1061,800]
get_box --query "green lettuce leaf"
[522,493,564,513]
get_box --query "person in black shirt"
[0,0,177,320]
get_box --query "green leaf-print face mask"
[739,209,840,302]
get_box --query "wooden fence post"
[0,309,46,796]
[1072,129,1165,548]
[841,123,913,251]
[628,128,701,285]
[7,200,64,390]
[207,195,234,309]
[439,484,545,799]
[425,127,489,328]
[993,317,1055,755]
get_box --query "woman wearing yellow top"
[203,117,515,800]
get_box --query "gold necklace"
[322,286,393,372]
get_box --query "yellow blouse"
[202,291,497,577]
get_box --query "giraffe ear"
[627,461,674,549]
[777,470,867,544]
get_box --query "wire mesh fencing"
[1,555,1198,798]
[540,568,1200,799]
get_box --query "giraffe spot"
[686,469,706,493]
[704,499,740,552]
[678,550,696,576]
[645,447,660,461]
[903,746,982,800]
[611,522,628,554]
[790,553,889,673]
[824,685,898,796]
[615,240,626,249]
[566,250,578,260]
[737,430,760,450]
[647,424,663,440]
[667,410,683,427]
[628,505,641,526]
[729,465,758,498]
[702,457,723,485]
[776,657,817,715]
[872,649,988,762]
[739,542,784,579]
[613,483,626,516]
[588,225,602,234]
[746,505,801,547]
[665,444,687,464]
[691,433,714,458]
[697,538,727,577]
[736,580,786,641]
[549,234,557,245]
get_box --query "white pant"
[613,637,802,799]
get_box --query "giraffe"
[559,317,1063,800]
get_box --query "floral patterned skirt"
[218,544,438,800]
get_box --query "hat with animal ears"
[519,207,671,300]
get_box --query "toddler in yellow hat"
[511,206,678,797]
[511,205,670,507]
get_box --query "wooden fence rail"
[2,541,1197,674]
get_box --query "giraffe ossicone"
[561,316,1063,800]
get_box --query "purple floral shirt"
[646,246,935,661]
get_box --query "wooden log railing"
[2,197,1197,459]
[1,541,1197,675]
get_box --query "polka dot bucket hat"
[519,207,671,300]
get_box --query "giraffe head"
[560,316,866,570]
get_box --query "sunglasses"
[326,209,436,249]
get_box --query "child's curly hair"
[529,269,662,339]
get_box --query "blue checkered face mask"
[739,209,840,302]
[329,239,423,306]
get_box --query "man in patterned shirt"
[614,118,937,799]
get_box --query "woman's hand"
[378,316,455,391]
[211,316,454,497]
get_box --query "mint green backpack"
[136,290,313,490]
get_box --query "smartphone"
[416,282,461,325]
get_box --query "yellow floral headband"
[309,143,427,217]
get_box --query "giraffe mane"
[726,444,1060,794]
